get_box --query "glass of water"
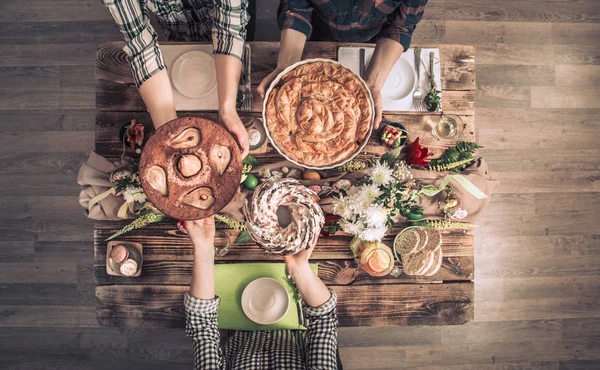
[214,230,231,257]
[431,114,465,140]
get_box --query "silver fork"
[412,48,424,111]
[286,270,305,326]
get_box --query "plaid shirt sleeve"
[277,0,314,39]
[102,0,166,88]
[212,0,249,61]
[303,289,338,369]
[184,293,225,370]
[379,0,429,51]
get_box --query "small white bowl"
[241,277,290,325]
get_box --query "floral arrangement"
[119,119,146,155]
[330,160,423,242]
[405,137,431,167]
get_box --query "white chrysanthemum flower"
[371,161,394,186]
[359,226,388,242]
[365,204,389,228]
[332,197,354,220]
[122,186,147,204]
[359,184,383,205]
[339,219,364,236]
[347,185,361,197]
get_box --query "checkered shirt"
[278,0,428,51]
[184,289,338,369]
[102,0,249,87]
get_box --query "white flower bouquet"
[330,160,422,242]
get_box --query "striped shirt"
[278,0,429,51]
[102,0,249,87]
[184,290,339,369]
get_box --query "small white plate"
[382,59,416,101]
[171,51,217,99]
[241,277,290,325]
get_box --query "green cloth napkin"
[215,262,317,331]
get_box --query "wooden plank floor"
[0,0,599,368]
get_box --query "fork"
[412,48,425,111]
[286,270,305,327]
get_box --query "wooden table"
[94,42,476,327]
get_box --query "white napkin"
[338,47,442,112]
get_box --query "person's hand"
[185,216,216,251]
[283,236,318,271]
[368,86,383,129]
[257,67,284,100]
[220,110,249,158]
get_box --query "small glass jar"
[350,238,401,277]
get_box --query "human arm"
[138,70,177,129]
[257,29,308,99]
[284,241,338,369]
[256,0,313,98]
[365,0,429,128]
[184,217,224,370]
[215,55,249,158]
[101,0,175,129]
[364,38,404,129]
[212,0,250,158]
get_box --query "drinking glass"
[431,114,465,140]
[215,230,230,257]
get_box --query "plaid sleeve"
[303,289,338,370]
[102,0,166,88]
[184,293,224,370]
[212,0,249,61]
[379,0,429,51]
[277,0,313,39]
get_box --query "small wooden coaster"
[106,241,143,277]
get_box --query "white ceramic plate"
[171,51,217,99]
[382,59,416,101]
[241,277,290,325]
[262,58,374,170]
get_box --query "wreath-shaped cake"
[244,178,324,255]
[139,117,242,220]
[264,59,373,169]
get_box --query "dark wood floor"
[0,1,599,369]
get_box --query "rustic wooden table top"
[94,41,476,328]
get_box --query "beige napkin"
[406,158,498,222]
[77,152,131,220]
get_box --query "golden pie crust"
[265,60,373,168]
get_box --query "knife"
[286,271,305,327]
[359,48,366,78]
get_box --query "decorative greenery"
[106,209,164,241]
[321,214,342,237]
[422,55,441,112]
[215,214,246,231]
[234,231,252,244]
[242,155,259,167]
[411,219,475,229]
[336,160,369,172]
[426,141,482,173]
[241,155,259,182]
